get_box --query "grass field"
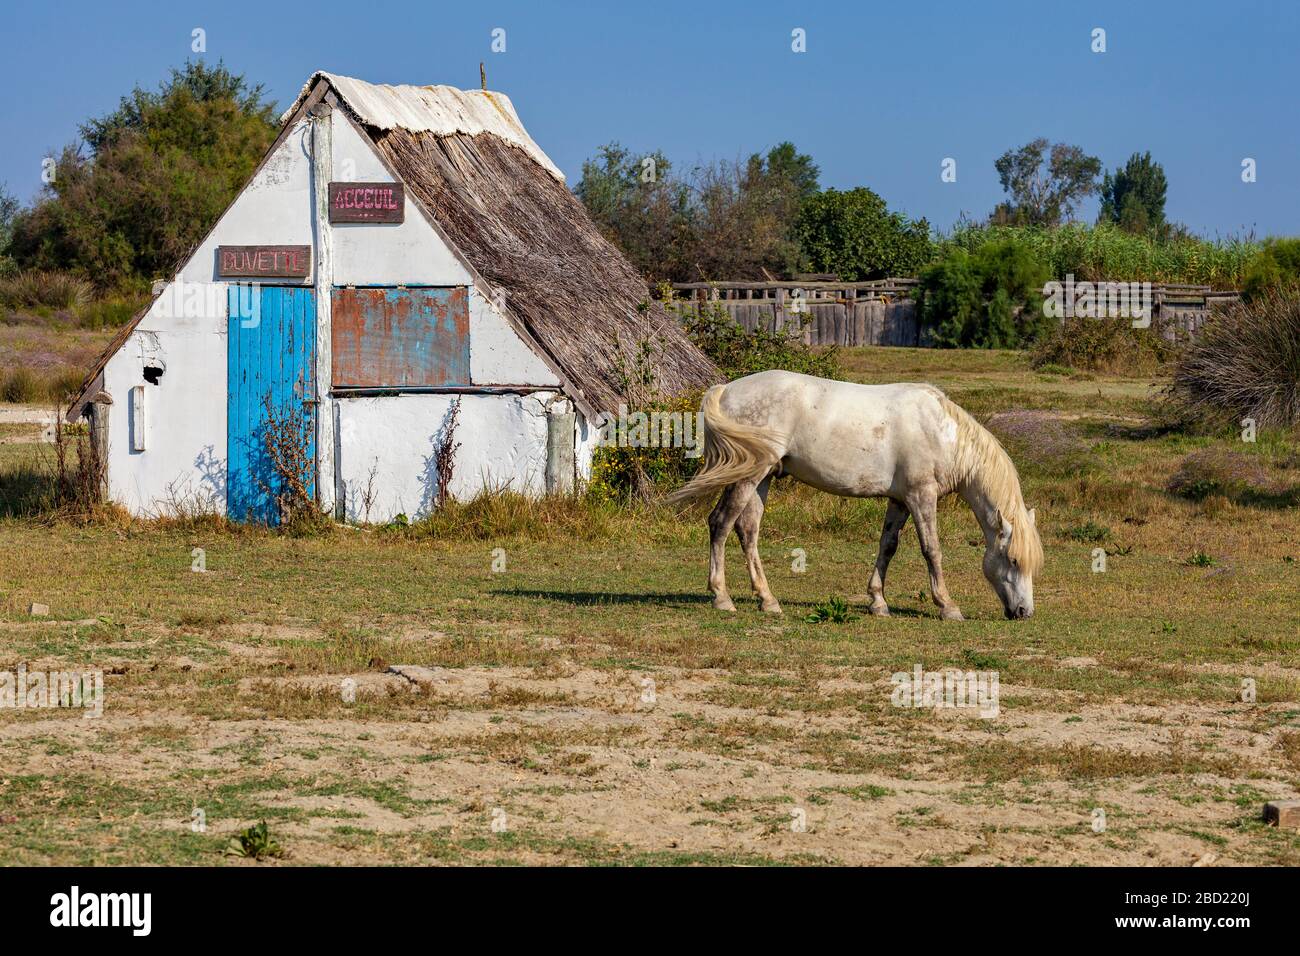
[1,347,1298,865]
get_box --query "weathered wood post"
[87,391,112,498]
[545,399,576,495]
[309,99,337,519]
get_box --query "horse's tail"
[665,384,785,504]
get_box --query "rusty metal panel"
[331,287,469,388]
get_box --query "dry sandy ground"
[5,634,1297,866]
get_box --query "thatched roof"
[69,73,719,420]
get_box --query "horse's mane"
[938,395,1044,576]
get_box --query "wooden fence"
[670,280,1241,347]
[1151,285,1242,340]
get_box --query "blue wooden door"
[227,285,317,524]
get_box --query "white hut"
[68,72,716,523]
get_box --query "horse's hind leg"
[867,499,910,617]
[707,480,756,612]
[908,491,964,621]
[734,476,779,614]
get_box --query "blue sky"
[2,0,1297,238]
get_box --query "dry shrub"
[0,270,93,311]
[432,397,462,510]
[52,419,104,514]
[985,409,1090,476]
[259,395,330,534]
[6,367,86,404]
[1031,316,1178,374]
[1,367,41,403]
[1166,447,1280,503]
[1277,731,1300,772]
[1165,294,1300,429]
[402,484,621,542]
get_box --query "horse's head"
[983,508,1038,619]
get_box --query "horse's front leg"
[734,476,779,613]
[867,498,910,616]
[707,481,756,612]
[907,492,964,621]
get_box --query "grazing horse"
[668,370,1043,620]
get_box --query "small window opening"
[143,366,164,385]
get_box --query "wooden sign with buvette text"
[217,246,311,279]
[329,182,404,223]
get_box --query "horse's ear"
[1028,508,1036,526]
[996,510,1013,544]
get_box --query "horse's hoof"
[940,607,965,622]
[759,600,783,614]
[714,598,737,612]
[869,603,890,617]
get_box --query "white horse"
[668,370,1043,620]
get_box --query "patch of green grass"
[804,596,856,624]
[225,820,284,860]
[1061,520,1111,543]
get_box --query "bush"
[1,368,41,403]
[0,269,93,310]
[51,417,106,517]
[793,187,933,280]
[1165,294,1300,429]
[917,238,1051,348]
[575,141,817,283]
[936,222,1256,288]
[1,367,84,404]
[676,300,840,379]
[1031,317,1178,374]
[1241,238,1300,301]
[587,393,703,502]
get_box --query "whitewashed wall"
[330,117,471,287]
[336,392,555,523]
[574,413,597,482]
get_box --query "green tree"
[749,142,820,205]
[1241,237,1300,300]
[917,238,1051,348]
[574,143,694,283]
[693,142,818,280]
[992,138,1101,227]
[0,183,19,277]
[793,187,932,280]
[1099,152,1167,234]
[9,61,278,289]
[574,140,819,282]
